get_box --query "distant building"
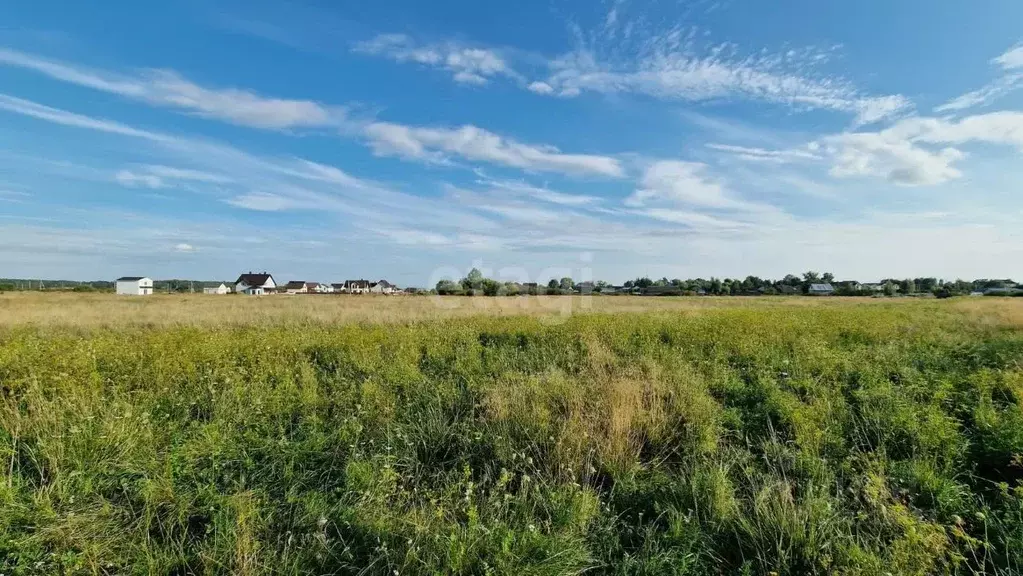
[984,287,1021,296]
[235,272,276,295]
[203,283,229,295]
[331,283,347,293]
[778,285,800,295]
[369,280,396,294]
[344,279,371,294]
[116,276,153,296]
[808,283,835,296]
[643,285,682,296]
[284,281,309,294]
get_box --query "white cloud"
[822,132,964,186]
[534,41,910,126]
[353,34,518,85]
[477,177,600,206]
[0,48,346,129]
[174,243,195,253]
[626,160,749,210]
[115,170,165,189]
[937,43,1023,112]
[143,165,232,184]
[527,81,554,94]
[994,44,1023,70]
[115,165,232,189]
[819,111,1023,186]
[363,122,624,177]
[226,192,297,211]
[636,208,752,229]
[706,143,821,163]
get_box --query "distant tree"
[900,279,916,294]
[883,281,897,297]
[482,278,501,297]
[560,277,574,291]
[547,278,560,294]
[623,280,634,288]
[803,271,821,283]
[822,272,835,283]
[462,268,485,291]
[435,279,462,295]
[709,278,722,295]
[635,277,654,289]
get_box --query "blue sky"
[2,0,1023,285]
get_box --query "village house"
[234,272,276,295]
[369,280,396,294]
[116,276,153,296]
[331,283,347,293]
[203,283,229,295]
[344,279,371,294]
[284,281,308,294]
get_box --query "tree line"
[434,270,1019,298]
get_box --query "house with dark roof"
[284,281,308,294]
[344,279,371,294]
[369,280,396,294]
[234,272,276,295]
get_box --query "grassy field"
[2,295,1023,574]
[0,291,906,328]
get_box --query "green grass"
[2,301,1023,574]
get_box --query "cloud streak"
[0,48,347,129]
[535,45,910,126]
[363,122,624,177]
[936,42,1023,112]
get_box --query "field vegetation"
[2,295,1023,574]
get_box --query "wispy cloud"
[624,160,776,215]
[353,34,519,85]
[706,143,821,163]
[475,177,601,206]
[0,93,170,141]
[115,170,165,189]
[363,122,624,177]
[0,48,347,129]
[115,164,232,189]
[936,42,1023,112]
[994,44,1023,70]
[530,31,909,126]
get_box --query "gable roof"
[345,279,371,288]
[284,281,307,289]
[116,276,147,282]
[236,273,273,286]
[809,283,834,291]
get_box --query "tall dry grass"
[0,291,939,329]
